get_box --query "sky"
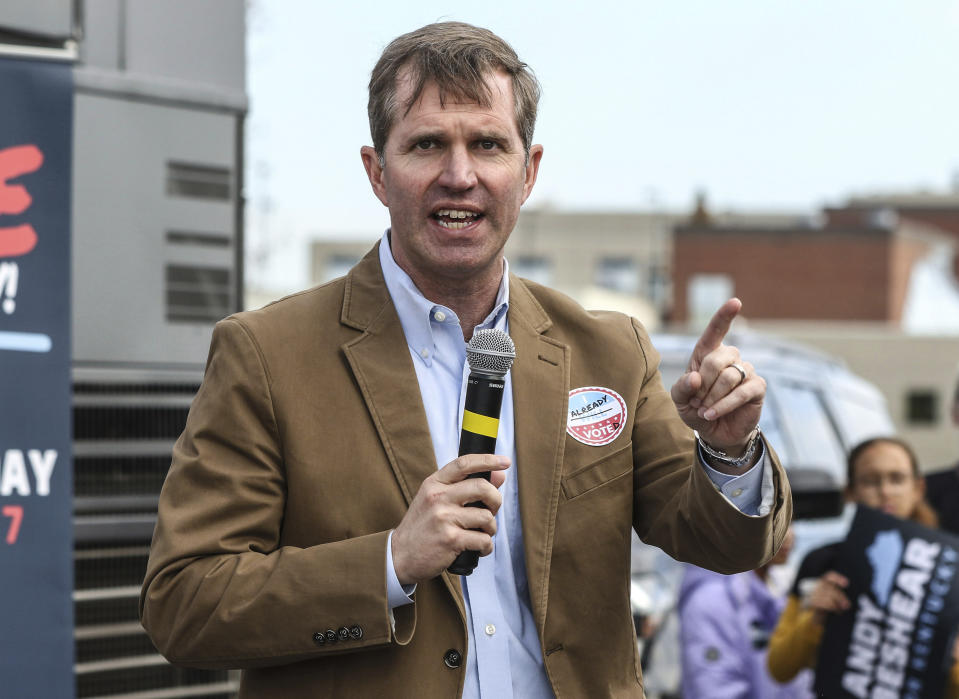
[244,1,959,295]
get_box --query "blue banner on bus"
[0,56,74,697]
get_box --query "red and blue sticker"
[566,386,627,446]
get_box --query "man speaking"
[140,22,791,698]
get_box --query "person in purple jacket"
[678,529,812,699]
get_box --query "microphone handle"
[447,372,505,576]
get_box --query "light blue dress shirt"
[376,232,771,698]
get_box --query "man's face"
[362,70,542,289]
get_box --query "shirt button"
[485,624,496,636]
[420,348,429,358]
[444,648,462,668]
[731,488,743,497]
[433,310,446,322]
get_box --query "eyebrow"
[404,131,444,145]
[406,128,514,141]
[471,127,514,142]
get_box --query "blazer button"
[337,627,351,641]
[349,625,364,640]
[312,632,325,646]
[325,629,338,644]
[444,649,462,669]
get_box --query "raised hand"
[670,298,765,454]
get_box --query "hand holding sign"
[670,298,765,457]
[804,571,851,624]
[816,506,959,698]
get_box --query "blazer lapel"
[508,276,570,634]
[340,245,466,618]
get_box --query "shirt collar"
[378,230,510,366]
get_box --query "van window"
[828,393,895,448]
[757,391,787,459]
[771,382,846,486]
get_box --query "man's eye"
[415,139,435,150]
[478,140,497,150]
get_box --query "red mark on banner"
[0,144,44,258]
[0,224,37,258]
[2,505,23,544]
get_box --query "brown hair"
[846,436,938,528]
[367,22,541,161]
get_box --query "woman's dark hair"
[846,436,921,485]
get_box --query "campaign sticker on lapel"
[567,386,627,446]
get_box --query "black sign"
[0,56,74,697]
[816,506,959,698]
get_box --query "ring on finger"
[730,362,747,385]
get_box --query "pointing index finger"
[692,298,742,359]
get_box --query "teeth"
[434,209,481,229]
[435,209,478,220]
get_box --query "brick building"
[671,199,958,325]
[825,192,959,278]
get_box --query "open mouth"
[432,208,483,230]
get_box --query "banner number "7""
[3,505,23,544]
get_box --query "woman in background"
[766,436,959,695]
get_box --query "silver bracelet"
[696,426,762,469]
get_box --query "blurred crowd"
[642,376,959,699]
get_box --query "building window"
[688,274,733,326]
[647,265,670,308]
[166,230,231,248]
[166,161,231,200]
[324,254,360,282]
[165,264,232,323]
[596,257,639,295]
[905,389,938,425]
[513,256,552,286]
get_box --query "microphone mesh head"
[466,328,516,377]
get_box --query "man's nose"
[437,145,477,190]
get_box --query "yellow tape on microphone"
[461,410,499,439]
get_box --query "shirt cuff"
[698,441,773,517]
[386,530,416,608]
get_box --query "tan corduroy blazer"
[140,244,791,698]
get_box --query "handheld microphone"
[447,328,516,576]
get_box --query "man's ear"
[521,144,543,203]
[360,146,389,207]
